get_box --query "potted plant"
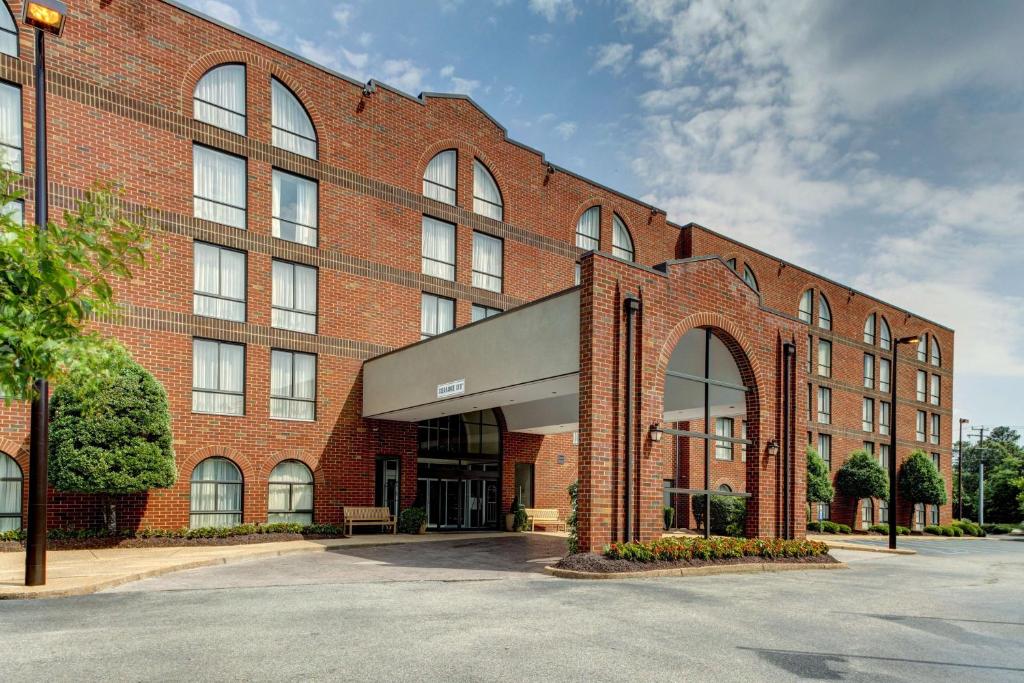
[663,505,676,531]
[506,496,529,532]
[399,506,427,534]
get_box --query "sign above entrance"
[436,379,466,399]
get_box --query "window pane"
[271,79,317,158]
[421,293,454,338]
[863,354,875,389]
[798,291,812,323]
[818,296,831,330]
[194,64,246,134]
[576,206,600,250]
[193,243,245,322]
[272,260,317,333]
[422,216,455,280]
[0,82,22,172]
[863,314,875,344]
[880,318,892,350]
[472,232,503,292]
[273,170,318,247]
[424,150,457,204]
[194,146,246,229]
[612,214,634,261]
[473,159,503,220]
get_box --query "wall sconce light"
[650,424,664,443]
[766,439,780,456]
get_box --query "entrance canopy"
[362,290,579,434]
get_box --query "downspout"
[623,295,640,542]
[782,342,796,540]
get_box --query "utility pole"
[957,418,969,519]
[970,426,985,525]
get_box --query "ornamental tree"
[898,450,948,511]
[835,449,888,502]
[806,445,835,504]
[49,345,176,533]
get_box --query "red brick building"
[0,1,953,551]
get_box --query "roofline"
[680,222,954,333]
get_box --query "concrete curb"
[822,541,916,555]
[543,560,848,580]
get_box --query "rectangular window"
[930,414,940,445]
[192,339,244,415]
[879,358,891,393]
[422,216,456,281]
[863,441,874,454]
[879,501,889,524]
[861,499,873,529]
[816,502,830,521]
[272,260,317,334]
[931,452,940,470]
[863,354,875,389]
[817,387,831,424]
[879,401,891,436]
[421,293,455,339]
[574,263,581,286]
[806,334,813,374]
[916,370,927,402]
[515,463,535,508]
[862,397,874,432]
[272,169,318,247]
[193,242,246,322]
[471,304,501,322]
[194,145,246,229]
[880,444,890,470]
[930,374,940,406]
[741,421,748,462]
[270,349,316,421]
[0,82,22,172]
[914,503,925,530]
[807,383,813,422]
[930,504,939,526]
[818,433,831,469]
[817,339,832,377]
[916,410,926,441]
[714,417,734,460]
[472,231,503,292]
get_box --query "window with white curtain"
[879,498,888,524]
[930,374,940,406]
[0,81,22,171]
[862,397,874,432]
[3,198,22,225]
[860,499,873,529]
[864,353,875,389]
[424,150,457,205]
[193,145,246,229]
[0,4,16,57]
[714,417,733,460]
[916,410,926,441]
[930,337,941,366]
[880,317,892,350]
[270,350,316,421]
[192,338,245,416]
[817,386,831,424]
[272,260,317,333]
[190,457,243,529]
[816,502,830,521]
[880,444,890,470]
[471,304,501,322]
[473,159,503,220]
[0,452,21,532]
[798,290,813,323]
[576,206,600,250]
[864,441,874,454]
[421,293,454,339]
[818,433,831,468]
[864,314,876,344]
[612,214,634,261]
[930,413,940,445]
[268,460,314,524]
[880,401,890,436]
[916,370,927,402]
[574,263,581,286]
[818,295,831,330]
[879,357,891,393]
[817,339,831,377]
[193,64,246,135]
[917,335,927,362]
[472,231,503,292]
[271,78,317,158]
[272,169,318,247]
[422,216,455,280]
[743,265,759,292]
[193,242,246,322]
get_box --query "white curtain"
[930,338,940,366]
[424,150,457,204]
[0,453,20,531]
[421,293,453,338]
[473,160,503,220]
[0,5,16,58]
[273,170,318,246]
[272,261,316,333]
[271,351,315,420]
[612,215,633,261]
[190,458,242,529]
[472,232,503,292]
[0,82,22,172]
[744,265,759,292]
[193,243,245,321]
[272,78,317,158]
[800,291,813,323]
[863,314,875,343]
[194,146,246,229]
[576,206,600,250]
[193,64,246,135]
[192,340,243,415]
[422,216,455,280]
[270,350,292,399]
[818,296,831,329]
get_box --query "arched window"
[0,452,21,532]
[818,294,832,330]
[268,460,313,524]
[798,290,813,324]
[880,317,892,351]
[860,499,874,529]
[472,159,503,220]
[917,335,928,362]
[190,457,243,529]
[725,258,736,270]
[718,484,733,493]
[742,265,759,292]
[423,150,456,205]
[193,64,246,135]
[930,337,941,367]
[576,206,600,251]
[0,81,22,172]
[271,78,317,159]
[0,2,17,57]
[418,409,501,457]
[611,214,634,261]
[864,313,876,345]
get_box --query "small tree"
[806,445,835,507]
[898,450,947,512]
[835,449,888,502]
[49,346,176,532]
[566,481,579,554]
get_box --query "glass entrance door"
[418,458,498,530]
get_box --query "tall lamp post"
[23,0,68,588]
[888,334,920,551]
[957,417,969,520]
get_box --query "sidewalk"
[0,532,510,600]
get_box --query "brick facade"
[0,1,953,543]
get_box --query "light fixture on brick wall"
[649,423,663,443]
[23,0,66,36]
[766,438,780,456]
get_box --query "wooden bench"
[524,508,566,532]
[342,506,397,535]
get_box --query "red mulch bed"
[0,533,345,553]
[555,552,839,573]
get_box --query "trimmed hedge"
[806,521,851,534]
[868,523,910,536]
[0,522,345,543]
[604,536,829,563]
[952,519,985,537]
[981,523,1018,535]
[925,525,965,537]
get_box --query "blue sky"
[181,0,1024,432]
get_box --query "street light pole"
[889,335,920,550]
[957,417,969,520]
[22,0,68,588]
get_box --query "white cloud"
[555,121,578,140]
[192,0,241,26]
[332,3,354,30]
[529,33,554,45]
[592,43,634,76]
[380,59,429,94]
[639,85,701,110]
[528,0,579,23]
[357,32,373,48]
[440,65,455,78]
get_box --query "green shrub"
[950,526,963,537]
[924,525,943,535]
[806,446,835,505]
[398,507,427,534]
[1,523,345,543]
[566,481,579,554]
[512,498,529,532]
[604,536,830,563]
[663,505,676,531]
[806,521,823,532]
[868,523,910,536]
[899,451,948,516]
[835,523,852,534]
[692,495,747,537]
[898,526,911,535]
[835,450,888,501]
[952,519,985,537]
[981,523,1017,535]
[821,521,840,533]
